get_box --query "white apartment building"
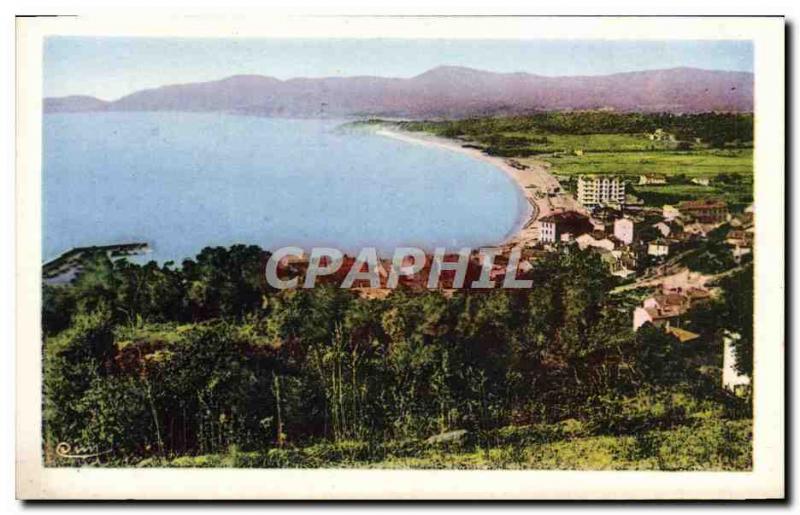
[577,175,626,208]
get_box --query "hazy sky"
[44,38,753,100]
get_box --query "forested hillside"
[42,245,752,468]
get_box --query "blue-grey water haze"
[43,113,525,263]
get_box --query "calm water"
[43,113,525,263]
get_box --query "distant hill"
[43,95,110,113]
[44,66,754,117]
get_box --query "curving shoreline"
[374,127,567,246]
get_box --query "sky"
[44,38,753,100]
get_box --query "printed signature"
[55,442,112,460]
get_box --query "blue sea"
[43,113,526,263]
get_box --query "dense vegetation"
[43,245,753,469]
[396,112,753,152]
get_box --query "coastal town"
[331,122,755,396]
[40,112,756,470]
[44,122,755,398]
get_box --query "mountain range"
[44,66,753,117]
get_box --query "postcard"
[15,15,785,500]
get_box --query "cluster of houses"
[630,278,750,395]
[632,284,712,336]
[726,206,755,263]
[538,209,640,278]
[644,199,732,257]
[657,199,755,263]
[524,159,753,395]
[533,196,744,279]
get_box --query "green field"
[633,182,752,207]
[533,148,753,178]
[533,147,752,206]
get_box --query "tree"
[633,324,685,386]
[181,245,268,320]
[114,260,187,324]
[42,284,76,336]
[43,307,117,453]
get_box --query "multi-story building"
[577,175,626,208]
[538,211,593,243]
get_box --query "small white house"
[662,205,682,222]
[648,240,670,257]
[653,221,671,238]
[633,306,655,330]
[722,331,751,395]
[639,174,667,185]
[731,245,752,263]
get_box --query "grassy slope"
[131,418,751,470]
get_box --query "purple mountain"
[44,66,753,117]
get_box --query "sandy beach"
[375,127,580,246]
